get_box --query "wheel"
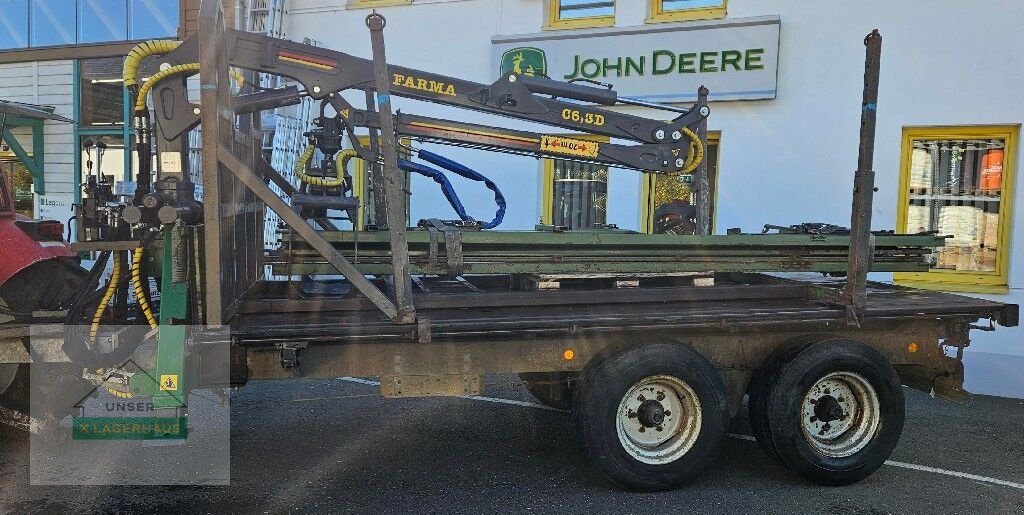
[747,336,818,462]
[519,372,575,410]
[762,338,905,486]
[574,342,729,491]
[0,258,88,411]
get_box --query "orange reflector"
[563,349,575,361]
[908,342,919,353]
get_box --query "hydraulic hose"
[295,146,355,188]
[88,252,121,343]
[134,63,245,113]
[676,127,705,175]
[132,247,158,330]
[123,40,181,90]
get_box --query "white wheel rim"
[615,375,702,465]
[800,371,880,458]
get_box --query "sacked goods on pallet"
[980,149,1004,192]
[978,205,1000,251]
[979,247,998,272]
[906,200,931,234]
[909,147,934,189]
[938,205,980,245]
[936,245,978,271]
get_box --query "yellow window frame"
[545,0,615,31]
[640,131,721,234]
[350,135,411,229]
[647,0,727,24]
[346,0,411,9]
[540,134,611,225]
[894,125,1019,294]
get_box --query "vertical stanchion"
[366,12,416,324]
[694,86,711,235]
[842,30,883,320]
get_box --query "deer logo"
[500,47,547,78]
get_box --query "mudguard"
[0,216,75,287]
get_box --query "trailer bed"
[229,273,1018,344]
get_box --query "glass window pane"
[80,135,125,188]
[652,141,718,234]
[78,0,127,44]
[559,0,614,20]
[906,138,1004,273]
[129,0,178,40]
[552,159,607,229]
[0,0,29,49]
[662,0,725,11]
[79,57,126,127]
[31,0,76,47]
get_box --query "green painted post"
[32,124,44,195]
[153,224,190,409]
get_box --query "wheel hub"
[800,371,881,458]
[637,399,666,427]
[615,375,702,465]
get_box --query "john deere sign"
[493,16,780,103]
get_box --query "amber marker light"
[907,342,919,353]
[563,349,575,361]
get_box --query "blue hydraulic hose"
[397,149,506,229]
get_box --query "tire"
[747,336,818,462]
[574,342,729,491]
[0,258,88,411]
[762,338,904,486]
[520,372,575,410]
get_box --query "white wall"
[0,60,76,223]
[284,0,1023,396]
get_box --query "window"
[2,0,177,50]
[642,132,720,234]
[648,0,727,24]
[540,135,610,229]
[546,0,615,30]
[31,0,76,47]
[895,126,1018,293]
[79,57,126,127]
[0,0,29,49]
[78,0,128,44]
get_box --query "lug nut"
[654,129,666,141]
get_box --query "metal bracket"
[275,342,308,372]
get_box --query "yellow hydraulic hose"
[123,40,181,89]
[295,147,358,188]
[132,247,158,330]
[89,253,121,344]
[677,127,705,175]
[134,63,245,112]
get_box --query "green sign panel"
[72,417,188,440]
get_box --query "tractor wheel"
[0,258,88,412]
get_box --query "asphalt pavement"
[1,376,1022,514]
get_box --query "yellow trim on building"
[641,131,721,234]
[347,0,411,9]
[540,133,610,225]
[894,125,1019,292]
[647,0,727,24]
[545,0,615,31]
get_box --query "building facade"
[282,0,1024,397]
[0,0,1019,397]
